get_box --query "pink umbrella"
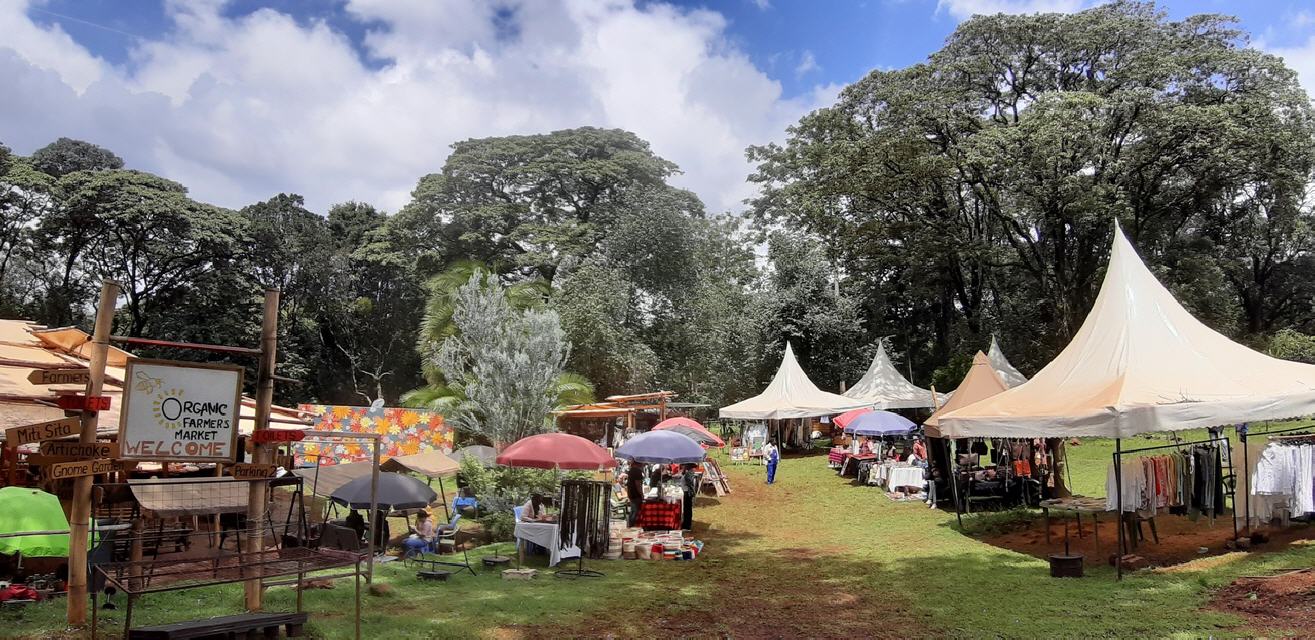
[833,407,874,429]
[653,417,725,448]
[496,433,617,470]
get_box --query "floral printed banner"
[295,404,452,466]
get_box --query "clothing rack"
[1238,422,1315,539]
[1113,434,1237,580]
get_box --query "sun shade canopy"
[653,417,724,447]
[923,352,1008,438]
[938,223,1315,438]
[380,451,460,479]
[842,410,916,436]
[615,430,708,465]
[496,433,617,470]
[720,343,870,419]
[0,487,69,557]
[843,343,937,409]
[293,462,375,498]
[330,472,437,510]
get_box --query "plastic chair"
[437,514,462,554]
[513,506,525,522]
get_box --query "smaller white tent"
[938,223,1315,439]
[720,343,869,419]
[988,337,1028,388]
[843,342,937,409]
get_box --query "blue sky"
[6,1,1315,214]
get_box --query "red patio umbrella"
[652,417,725,448]
[496,432,617,470]
[833,407,874,429]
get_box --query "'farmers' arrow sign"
[4,418,80,447]
[28,368,91,386]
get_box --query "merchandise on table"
[636,500,681,530]
[1239,439,1315,525]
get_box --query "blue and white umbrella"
[615,430,707,465]
[843,410,916,437]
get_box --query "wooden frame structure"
[553,391,677,447]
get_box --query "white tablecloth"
[885,466,926,492]
[513,521,580,567]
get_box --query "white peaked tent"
[923,352,1008,438]
[987,337,1028,388]
[720,342,870,419]
[843,342,937,409]
[938,223,1315,439]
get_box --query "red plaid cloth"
[637,500,682,531]
[828,448,845,465]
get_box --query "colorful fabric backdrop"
[295,404,452,465]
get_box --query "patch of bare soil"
[1209,568,1315,636]
[984,511,1315,569]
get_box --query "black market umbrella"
[329,472,438,511]
[453,445,498,468]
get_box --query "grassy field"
[4,436,1315,639]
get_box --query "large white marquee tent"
[938,223,1315,439]
[843,343,938,409]
[720,343,869,419]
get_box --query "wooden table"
[1040,496,1109,556]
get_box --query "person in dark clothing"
[626,466,646,526]
[372,509,390,551]
[345,509,366,542]
[680,464,698,530]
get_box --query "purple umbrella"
[615,430,707,465]
[843,410,916,437]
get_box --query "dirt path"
[514,461,927,639]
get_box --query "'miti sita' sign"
[118,359,244,462]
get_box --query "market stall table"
[1039,496,1109,556]
[882,465,927,494]
[512,520,580,568]
[840,453,877,477]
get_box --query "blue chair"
[513,506,525,522]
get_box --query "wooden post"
[67,280,118,626]
[244,289,279,610]
[366,435,379,583]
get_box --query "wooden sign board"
[28,368,91,386]
[118,359,243,462]
[55,395,111,412]
[47,458,120,480]
[229,463,277,480]
[38,441,118,459]
[251,429,305,444]
[5,418,80,448]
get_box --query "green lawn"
[4,439,1315,639]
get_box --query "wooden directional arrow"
[4,418,80,448]
[38,441,118,459]
[229,463,277,480]
[28,368,91,386]
[47,458,119,480]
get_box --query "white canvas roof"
[720,343,869,419]
[842,343,937,409]
[938,223,1315,439]
[988,337,1028,388]
[923,352,1007,438]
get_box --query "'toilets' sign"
[118,359,244,462]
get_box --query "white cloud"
[794,50,818,77]
[1266,35,1315,98]
[935,0,1084,21]
[750,0,771,10]
[0,0,834,215]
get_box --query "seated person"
[402,510,437,556]
[884,447,901,462]
[345,509,366,541]
[858,439,873,456]
[520,493,551,521]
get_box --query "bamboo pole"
[67,279,118,626]
[244,289,279,610]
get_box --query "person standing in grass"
[765,440,780,485]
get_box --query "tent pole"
[1114,437,1123,581]
[1241,426,1250,537]
[438,477,451,521]
[949,439,963,529]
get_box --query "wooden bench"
[128,612,308,639]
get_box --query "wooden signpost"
[229,463,277,480]
[54,395,111,412]
[4,417,80,447]
[251,429,305,444]
[47,458,118,480]
[28,368,91,386]
[38,441,118,459]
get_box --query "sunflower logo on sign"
[153,388,186,430]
